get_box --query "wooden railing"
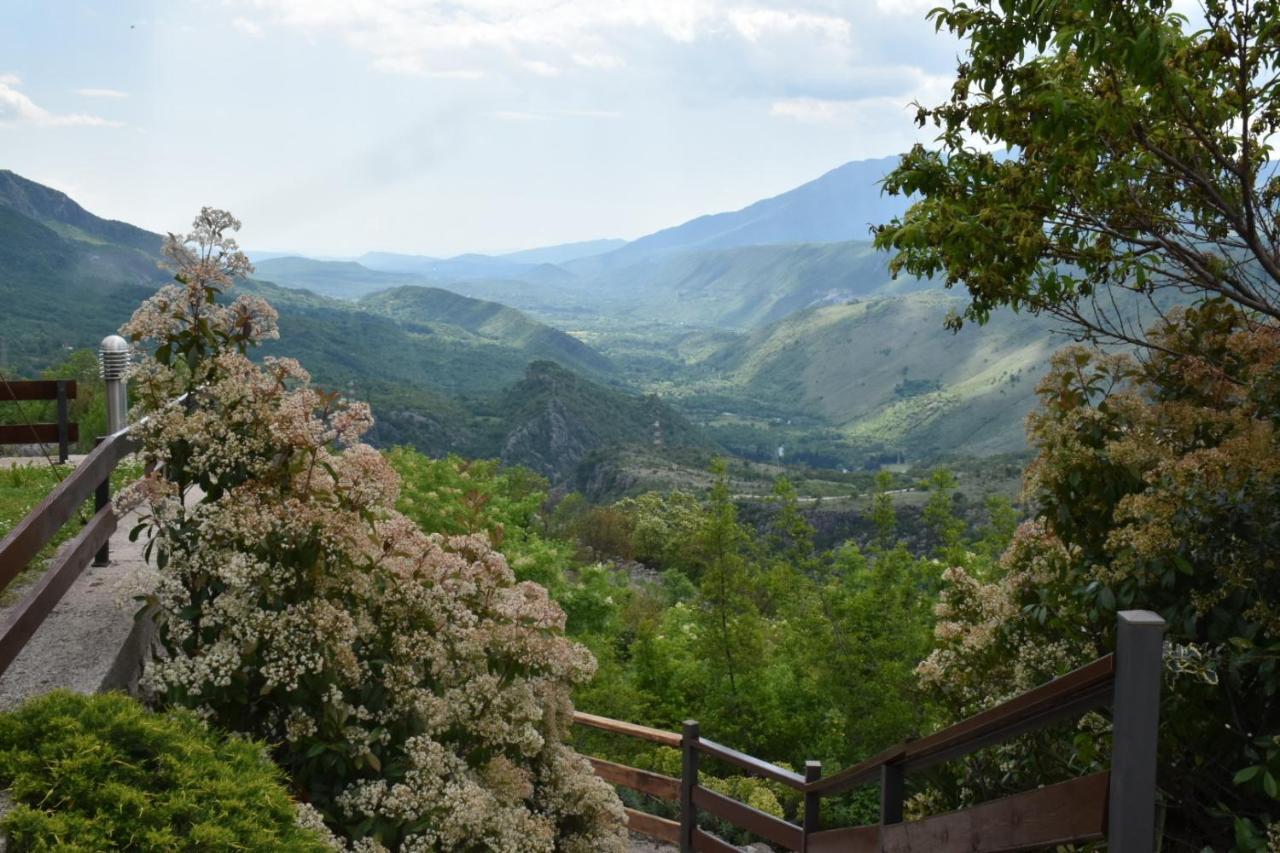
[0,426,136,677]
[1,380,79,463]
[574,610,1165,852]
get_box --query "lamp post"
[99,335,130,435]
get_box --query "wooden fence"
[1,380,79,463]
[574,609,1165,852]
[0,425,136,678]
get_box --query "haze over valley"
[1,155,1058,498]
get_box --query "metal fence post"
[1108,610,1166,852]
[803,760,822,849]
[680,720,700,853]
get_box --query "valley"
[0,157,1058,510]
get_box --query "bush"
[119,209,626,851]
[0,691,332,852]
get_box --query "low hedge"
[0,691,333,851]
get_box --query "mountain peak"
[0,170,160,253]
[585,155,909,266]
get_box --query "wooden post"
[803,760,822,849]
[1108,610,1165,852]
[680,720,700,853]
[93,436,110,566]
[880,762,904,825]
[55,380,69,464]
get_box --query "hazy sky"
[1,0,960,256]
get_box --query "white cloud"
[561,109,623,119]
[873,0,938,16]
[232,17,265,37]
[727,9,851,44]
[571,52,625,70]
[522,59,560,77]
[0,75,123,127]
[74,87,128,98]
[230,0,906,90]
[770,97,850,122]
[490,110,549,121]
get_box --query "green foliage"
[918,305,1280,847]
[876,0,1280,348]
[388,448,571,589]
[0,691,331,852]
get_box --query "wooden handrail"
[902,654,1115,766]
[624,809,680,845]
[695,737,807,789]
[807,654,1116,796]
[692,785,803,850]
[571,626,1160,853]
[0,380,78,401]
[0,430,136,593]
[572,710,683,748]
[587,757,679,801]
[0,503,118,676]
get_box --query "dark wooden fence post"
[880,762,904,826]
[93,436,110,566]
[55,380,69,463]
[1108,610,1166,852]
[680,720,700,853]
[803,760,822,849]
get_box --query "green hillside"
[700,293,1061,458]
[496,360,710,484]
[580,239,928,328]
[361,286,612,377]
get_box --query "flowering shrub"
[120,209,626,851]
[917,302,1280,848]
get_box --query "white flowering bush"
[119,209,626,851]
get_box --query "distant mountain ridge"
[499,238,625,265]
[576,156,909,269]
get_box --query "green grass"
[0,460,142,606]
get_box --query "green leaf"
[1234,764,1263,784]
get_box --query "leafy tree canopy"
[876,0,1280,351]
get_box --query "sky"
[0,0,960,256]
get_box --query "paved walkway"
[0,492,153,710]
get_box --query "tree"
[918,303,1280,848]
[695,460,764,706]
[868,471,897,550]
[875,0,1280,355]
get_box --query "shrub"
[119,209,626,851]
[917,304,1280,846]
[0,691,333,852]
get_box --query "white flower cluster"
[121,209,626,851]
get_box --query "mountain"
[702,292,1061,458]
[361,286,612,378]
[358,251,537,282]
[254,256,418,299]
[499,238,626,265]
[576,156,909,269]
[578,238,929,328]
[0,170,161,255]
[497,360,709,484]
